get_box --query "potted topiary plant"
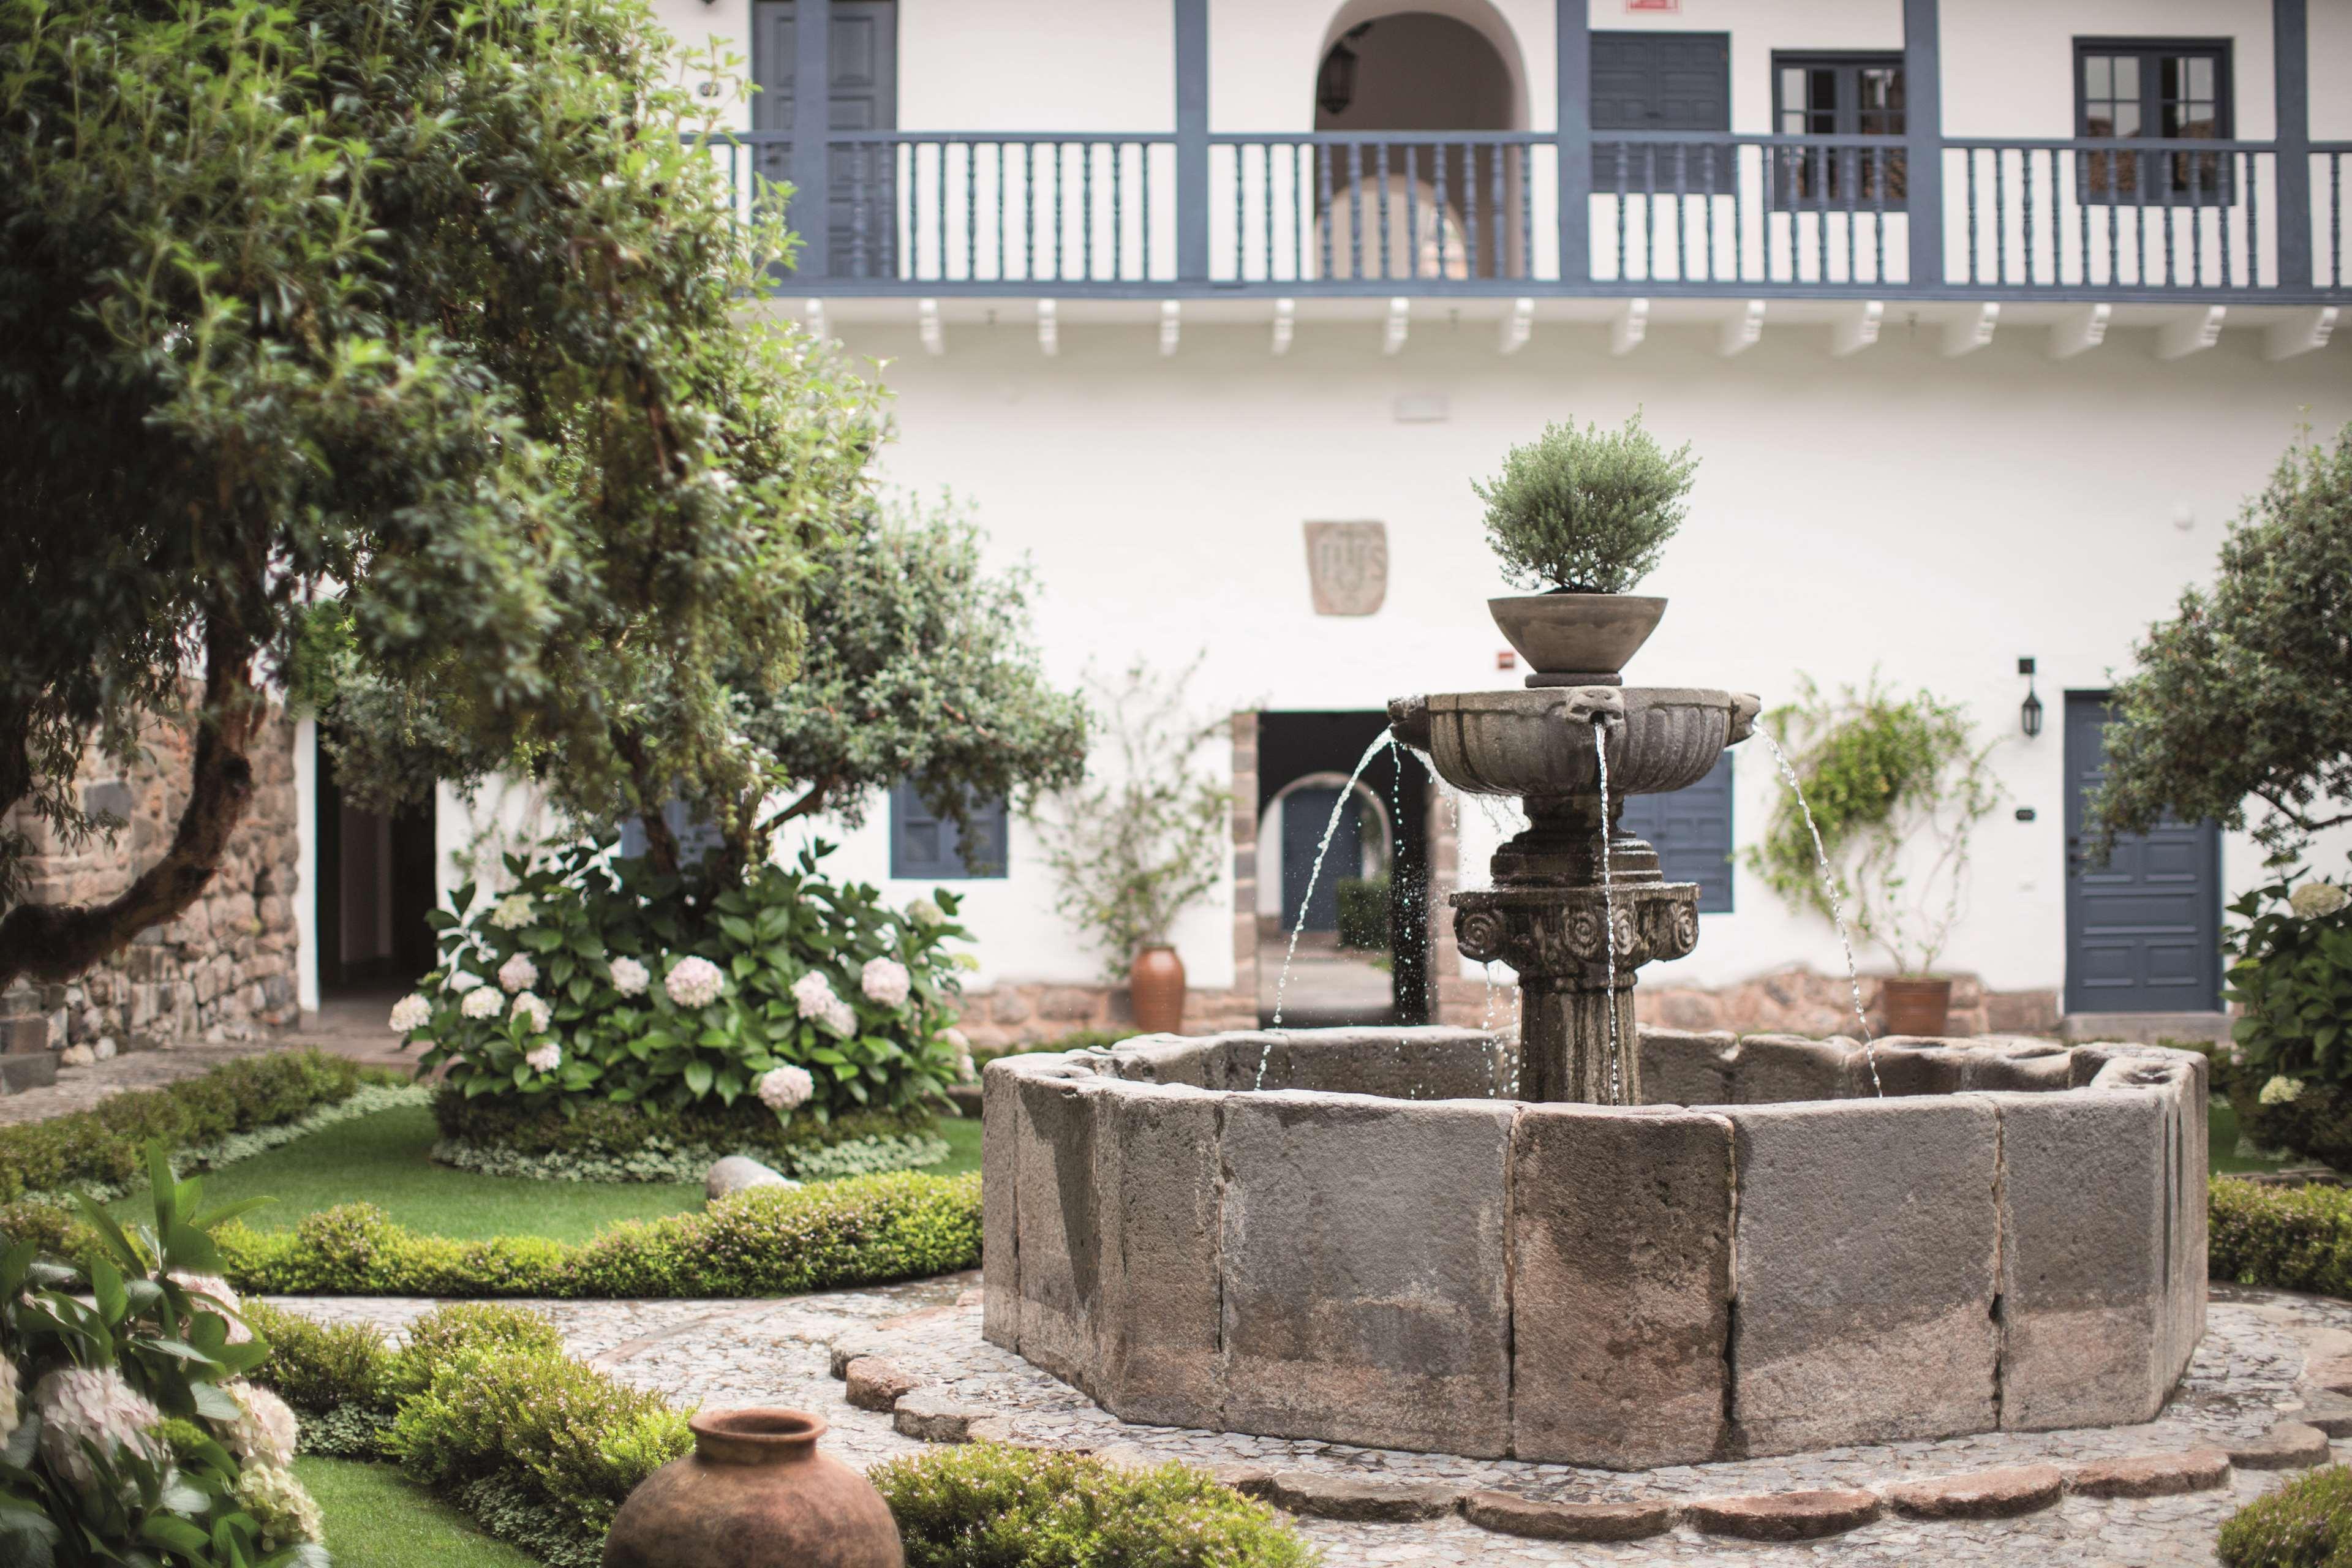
[1472,413,1698,682]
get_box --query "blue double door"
[2062,693,2222,1014]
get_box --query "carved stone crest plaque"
[1303,521,1389,616]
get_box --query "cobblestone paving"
[268,1281,2351,1566]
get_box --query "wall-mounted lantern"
[1317,24,1373,116]
[2018,657,2043,739]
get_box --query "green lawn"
[115,1103,981,1245]
[298,1457,537,1568]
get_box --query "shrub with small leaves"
[2218,1461,2352,1566]
[874,1444,1322,1568]
[1472,413,1697,594]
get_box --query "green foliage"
[430,1089,943,1180]
[0,1144,320,1567]
[214,1172,982,1298]
[1744,676,2000,976]
[0,1049,374,1205]
[0,0,883,979]
[1335,876,1390,952]
[1471,414,1698,594]
[2092,426,2352,861]
[2208,1177,2352,1297]
[401,838,973,1123]
[735,491,1090,854]
[2226,862,2352,1116]
[2219,1463,2352,1566]
[2241,1079,2352,1173]
[241,1302,392,1419]
[1034,662,1231,979]
[875,1444,1321,1568]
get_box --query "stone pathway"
[268,1280,2352,1566]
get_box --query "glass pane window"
[2076,40,2230,202]
[1769,53,1905,206]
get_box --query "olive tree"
[2091,427,2352,861]
[0,0,881,990]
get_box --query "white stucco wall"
[797,310,2350,999]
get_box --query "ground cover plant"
[97,1104,980,1244]
[874,1444,1320,1568]
[1471,413,1697,594]
[0,1147,323,1566]
[0,1049,392,1205]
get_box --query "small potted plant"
[1472,413,1698,681]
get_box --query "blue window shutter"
[619,799,726,868]
[891,779,1009,880]
[1618,754,1734,913]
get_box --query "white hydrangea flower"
[461,986,504,1020]
[666,955,726,1008]
[447,970,484,994]
[861,956,911,1008]
[497,952,538,993]
[222,1381,299,1469]
[387,993,432,1033]
[511,992,552,1033]
[756,1065,815,1111]
[609,956,650,997]
[236,1464,324,1550]
[2291,882,2350,919]
[0,1359,19,1447]
[35,1366,163,1491]
[488,893,536,930]
[2260,1074,2307,1106]
[524,1041,562,1074]
[790,970,839,1020]
[908,897,944,927]
[946,1027,977,1082]
[168,1272,251,1345]
[824,997,858,1038]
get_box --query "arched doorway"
[1310,4,1526,280]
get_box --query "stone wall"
[1430,961,2061,1040]
[0,706,301,1093]
[951,981,1256,1053]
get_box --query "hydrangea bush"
[393,839,976,1125]
[2229,861,2352,1166]
[0,1145,323,1566]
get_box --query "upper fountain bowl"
[1489,592,1666,685]
[1389,686,1761,799]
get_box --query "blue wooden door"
[1282,787,1361,933]
[753,1,898,279]
[1618,753,1734,912]
[2063,693,2222,1013]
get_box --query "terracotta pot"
[603,1409,902,1568]
[1487,593,1667,682]
[1880,977,1954,1037]
[1130,943,1187,1034]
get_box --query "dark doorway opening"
[315,742,438,997]
[2062,692,2223,1015]
[1256,711,1430,1027]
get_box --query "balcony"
[705,129,2352,306]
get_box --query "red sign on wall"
[1627,0,1681,11]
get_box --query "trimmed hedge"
[247,1299,690,1568]
[212,1170,982,1298]
[0,1047,385,1203]
[2217,1462,2352,1566]
[432,1087,936,1164]
[2211,1177,2352,1297]
[875,1445,1320,1568]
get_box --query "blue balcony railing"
[699,129,2352,303]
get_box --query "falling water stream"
[1752,726,1885,1096]
[1262,729,1398,1087]
[1592,714,1623,1104]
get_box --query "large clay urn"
[1880,976,1954,1036]
[603,1409,902,1568]
[1129,943,1186,1033]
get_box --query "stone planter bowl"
[1488,593,1667,679]
[982,1027,2206,1471]
[1387,687,1762,799]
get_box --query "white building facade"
[297,0,2352,1049]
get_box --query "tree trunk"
[0,626,263,992]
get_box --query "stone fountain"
[980,608,2206,1471]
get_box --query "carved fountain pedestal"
[1389,685,1758,1105]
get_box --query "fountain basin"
[1388,687,1762,799]
[981,1027,2206,1469]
